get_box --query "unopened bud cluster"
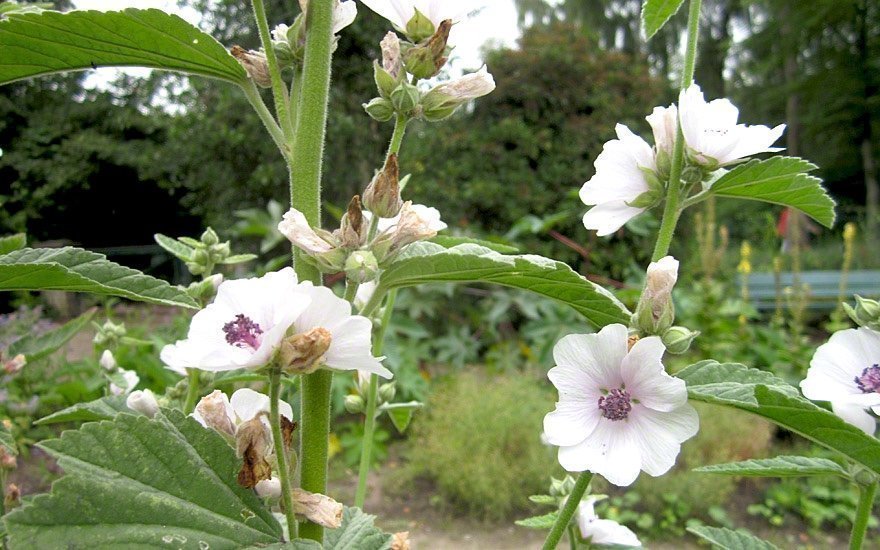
[345,375,397,415]
[844,296,880,331]
[183,228,233,276]
[93,319,126,348]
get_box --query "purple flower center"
[598,388,632,421]
[222,314,263,350]
[854,364,880,394]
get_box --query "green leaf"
[0,233,25,255]
[0,422,17,456]
[324,506,393,550]
[380,402,422,434]
[0,247,198,309]
[429,235,519,254]
[641,0,686,39]
[528,495,557,505]
[515,511,559,529]
[680,361,880,476]
[379,243,630,328]
[0,8,247,86]
[5,410,282,548]
[694,455,849,478]
[155,233,194,262]
[35,395,131,425]
[220,253,258,265]
[687,526,780,549]
[708,157,836,228]
[7,307,95,362]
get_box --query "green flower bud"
[378,382,396,403]
[363,97,395,122]
[680,165,704,186]
[661,326,700,354]
[390,82,421,116]
[404,8,435,42]
[549,475,576,497]
[344,394,365,414]
[344,250,380,284]
[363,153,403,218]
[93,320,127,347]
[634,256,679,335]
[843,295,880,331]
[200,227,219,247]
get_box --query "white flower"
[162,268,389,378]
[577,498,641,547]
[293,283,392,379]
[579,125,657,236]
[679,84,785,167]
[278,209,335,255]
[192,388,294,433]
[161,268,311,372]
[365,202,447,233]
[110,369,139,396]
[421,67,496,120]
[543,324,699,486]
[359,0,469,32]
[646,104,677,155]
[126,389,159,418]
[801,327,880,435]
[99,349,117,371]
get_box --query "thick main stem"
[269,369,298,541]
[850,481,877,550]
[291,0,335,543]
[651,0,702,261]
[541,472,593,550]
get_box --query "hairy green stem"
[291,0,335,543]
[343,280,359,302]
[183,368,200,414]
[241,81,289,159]
[542,472,593,550]
[386,114,409,159]
[251,0,291,138]
[650,0,702,261]
[850,481,877,550]
[354,288,398,507]
[269,368,298,541]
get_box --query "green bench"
[747,270,880,310]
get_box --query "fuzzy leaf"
[323,506,392,550]
[641,0,686,39]
[0,423,16,456]
[0,8,247,86]
[708,157,835,228]
[687,526,780,549]
[220,254,258,265]
[680,361,880,475]
[7,307,95,362]
[0,233,26,255]
[515,511,559,529]
[429,235,519,254]
[0,247,198,308]
[154,233,195,262]
[35,395,132,425]
[694,455,849,478]
[380,402,422,434]
[379,243,630,328]
[5,410,282,548]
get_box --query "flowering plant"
[0,0,875,549]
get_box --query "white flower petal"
[582,201,645,236]
[558,419,642,486]
[543,399,601,447]
[230,388,293,423]
[552,326,628,392]
[831,401,877,435]
[620,337,687,411]
[332,0,358,34]
[577,505,642,548]
[628,404,698,476]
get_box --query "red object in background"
[777,208,791,237]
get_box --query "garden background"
[1,0,879,547]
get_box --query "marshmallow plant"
[0,0,872,549]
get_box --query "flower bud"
[344,250,380,284]
[126,389,160,418]
[292,488,343,529]
[194,390,236,436]
[374,32,403,98]
[255,477,282,499]
[4,483,20,510]
[231,45,272,88]
[661,326,700,354]
[200,227,220,246]
[0,449,16,471]
[187,273,224,303]
[337,196,367,249]
[378,382,396,403]
[390,82,421,116]
[93,320,126,347]
[236,416,273,488]
[280,328,332,374]
[363,154,403,218]
[371,202,440,264]
[421,67,496,122]
[109,369,140,396]
[549,475,576,497]
[3,354,26,375]
[344,394,365,414]
[363,97,395,122]
[404,8,435,42]
[634,256,679,335]
[99,349,117,371]
[843,295,880,331]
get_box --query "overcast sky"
[72,1,521,88]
